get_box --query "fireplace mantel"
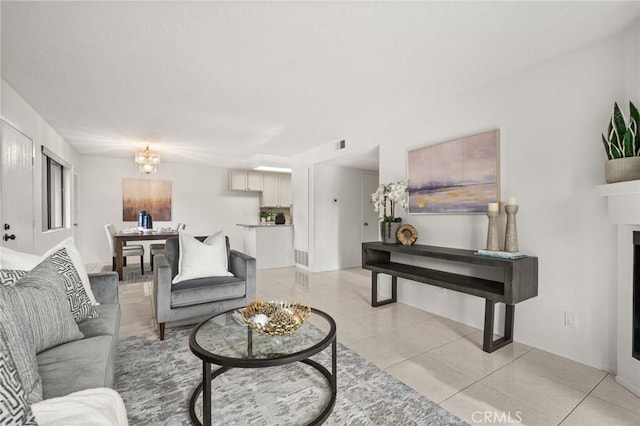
[596,180,640,224]
[596,179,640,397]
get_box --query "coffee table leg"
[331,338,337,392]
[203,361,211,426]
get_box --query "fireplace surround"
[597,180,640,397]
[634,231,639,362]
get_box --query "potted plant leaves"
[602,101,640,183]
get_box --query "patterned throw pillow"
[0,329,38,425]
[42,238,99,306]
[0,297,42,404]
[42,248,98,322]
[0,270,27,287]
[7,256,85,354]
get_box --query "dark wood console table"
[362,242,538,353]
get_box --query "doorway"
[362,171,380,243]
[316,146,380,268]
[0,120,34,252]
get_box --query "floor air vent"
[295,250,309,267]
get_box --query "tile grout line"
[438,343,534,407]
[556,373,608,425]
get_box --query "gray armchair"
[153,236,256,340]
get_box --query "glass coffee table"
[188,307,337,426]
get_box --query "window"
[42,147,68,230]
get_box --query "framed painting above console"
[408,130,500,214]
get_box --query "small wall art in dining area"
[122,178,172,221]
[408,130,500,214]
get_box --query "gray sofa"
[154,236,256,340]
[36,271,120,399]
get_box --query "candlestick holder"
[504,204,519,252]
[485,209,500,251]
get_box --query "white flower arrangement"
[371,181,408,222]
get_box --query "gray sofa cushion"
[77,304,121,339]
[170,276,245,308]
[37,335,116,399]
[0,297,41,404]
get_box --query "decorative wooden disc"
[396,224,418,245]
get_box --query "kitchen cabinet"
[228,170,263,192]
[261,173,291,207]
[278,174,291,206]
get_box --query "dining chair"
[104,224,145,275]
[150,223,185,271]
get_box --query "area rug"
[114,326,467,426]
[101,263,151,284]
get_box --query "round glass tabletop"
[190,307,336,367]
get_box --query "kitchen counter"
[236,224,294,269]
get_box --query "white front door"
[362,172,380,243]
[0,120,34,252]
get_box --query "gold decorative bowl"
[241,300,311,336]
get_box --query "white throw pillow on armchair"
[172,231,233,284]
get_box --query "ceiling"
[2,1,639,170]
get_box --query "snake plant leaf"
[607,113,614,142]
[631,102,640,155]
[613,102,628,145]
[602,134,613,160]
[612,144,622,159]
[606,128,622,158]
[630,101,639,127]
[610,126,623,153]
[623,130,634,157]
[630,118,638,156]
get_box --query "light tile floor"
[96,264,640,426]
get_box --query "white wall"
[293,23,640,372]
[292,166,310,263]
[1,80,80,254]
[80,155,260,264]
[311,164,364,271]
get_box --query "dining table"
[114,230,178,280]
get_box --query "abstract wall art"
[122,179,172,221]
[408,130,500,214]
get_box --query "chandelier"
[134,145,160,174]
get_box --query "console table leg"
[505,304,515,342]
[391,276,397,302]
[371,273,378,306]
[483,300,495,351]
[371,273,398,307]
[483,300,515,353]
